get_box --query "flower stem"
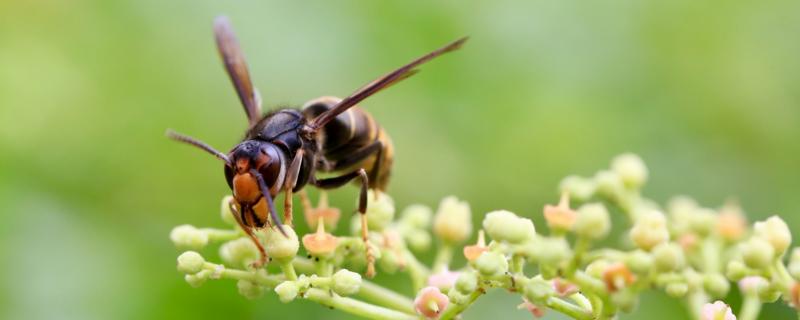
[739,294,762,320]
[304,288,417,320]
[357,280,416,315]
[279,259,297,280]
[433,243,454,272]
[546,297,593,320]
[439,288,484,320]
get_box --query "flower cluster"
[171,153,797,320]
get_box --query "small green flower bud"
[454,271,478,294]
[176,251,205,275]
[611,153,648,189]
[586,259,611,278]
[474,251,508,277]
[185,270,210,288]
[594,170,624,198]
[401,204,432,229]
[532,237,572,266]
[626,250,654,275]
[364,190,395,231]
[703,273,730,298]
[264,226,299,260]
[220,195,237,226]
[332,269,362,296]
[665,282,689,298]
[447,289,470,305]
[789,248,800,279]
[523,278,554,304]
[667,196,698,235]
[482,210,535,244]
[741,237,775,269]
[688,208,716,237]
[378,250,401,274]
[220,237,259,268]
[433,196,472,244]
[630,210,669,251]
[238,280,264,299]
[274,281,299,303]
[726,260,748,281]
[574,203,611,240]
[754,216,792,256]
[559,175,596,201]
[652,243,685,272]
[170,225,209,250]
[405,229,432,252]
[612,290,639,313]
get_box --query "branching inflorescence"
[170,154,799,320]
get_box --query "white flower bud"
[185,270,210,288]
[274,281,299,303]
[176,251,205,274]
[264,226,299,260]
[482,210,535,244]
[220,195,237,226]
[401,204,433,229]
[332,269,362,296]
[474,251,508,277]
[754,216,792,255]
[652,243,685,272]
[574,203,611,240]
[559,175,596,201]
[433,196,472,244]
[220,238,259,268]
[630,210,669,251]
[238,280,264,299]
[170,225,209,250]
[740,237,775,269]
[611,153,648,189]
[364,190,395,231]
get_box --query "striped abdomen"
[302,96,393,190]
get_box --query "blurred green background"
[1,0,799,319]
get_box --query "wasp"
[168,16,466,276]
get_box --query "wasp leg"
[283,149,305,227]
[312,169,375,278]
[228,198,268,268]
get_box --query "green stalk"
[304,288,417,320]
[739,294,762,320]
[439,289,483,320]
[546,297,593,320]
[433,243,454,272]
[357,280,416,315]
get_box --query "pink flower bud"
[701,301,735,320]
[427,269,460,291]
[414,286,449,319]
